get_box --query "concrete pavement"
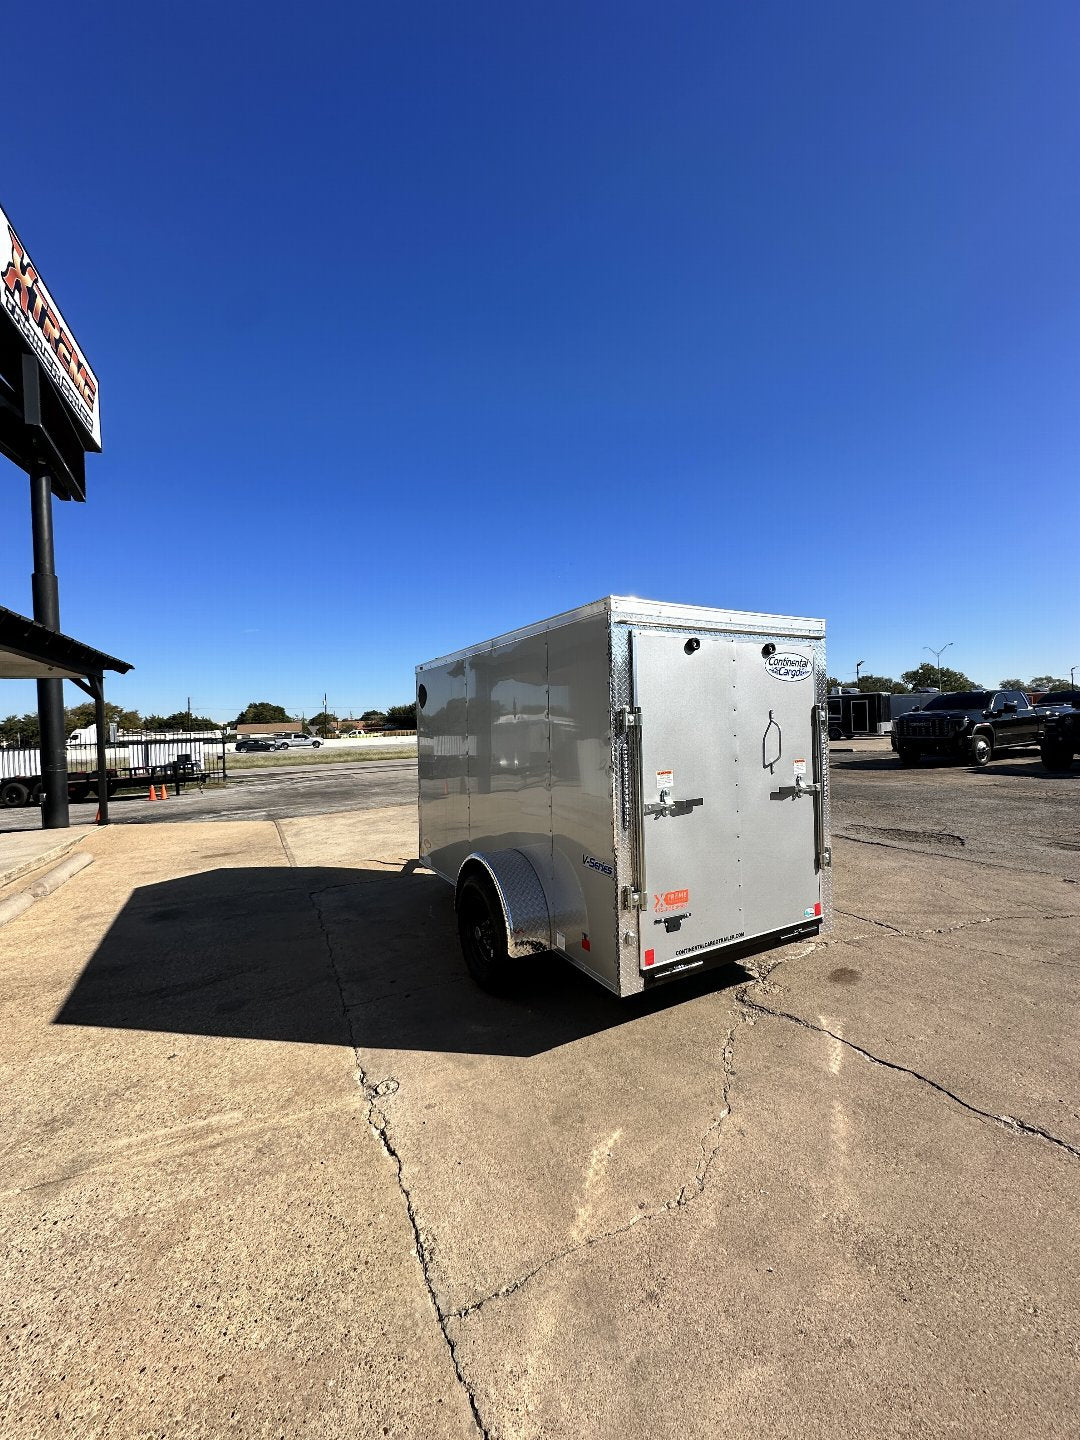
[1,777,1077,1437]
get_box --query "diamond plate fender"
[456,848,552,958]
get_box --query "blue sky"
[2,1,1078,720]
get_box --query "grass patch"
[227,747,415,771]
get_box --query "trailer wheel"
[70,783,91,803]
[898,746,920,766]
[1,780,30,807]
[457,874,513,992]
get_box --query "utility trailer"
[417,596,830,996]
[0,737,212,808]
[827,690,926,738]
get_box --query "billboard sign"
[0,201,100,449]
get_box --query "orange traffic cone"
[159,784,168,800]
[148,785,157,801]
[94,806,101,824]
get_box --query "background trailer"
[827,689,928,738]
[417,596,830,998]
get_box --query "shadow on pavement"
[53,864,750,1058]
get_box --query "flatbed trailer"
[417,595,830,997]
[0,754,209,808]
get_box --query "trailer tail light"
[581,934,591,952]
[814,902,822,917]
[644,948,655,967]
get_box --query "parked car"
[891,689,1052,767]
[272,734,322,750]
[235,738,276,753]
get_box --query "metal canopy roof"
[0,606,131,681]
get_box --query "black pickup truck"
[891,689,1051,767]
[1040,690,1080,772]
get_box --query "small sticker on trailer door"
[656,768,673,796]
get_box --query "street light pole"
[856,659,865,688]
[1072,665,1077,687]
[924,641,953,694]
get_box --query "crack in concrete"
[836,907,1080,945]
[833,832,1076,881]
[451,1016,744,1323]
[737,992,1080,1160]
[289,843,492,1437]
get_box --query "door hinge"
[615,705,640,734]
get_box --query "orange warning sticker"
[654,888,690,912]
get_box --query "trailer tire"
[1,780,30,807]
[70,783,91,803]
[457,873,514,993]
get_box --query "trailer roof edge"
[417,596,825,671]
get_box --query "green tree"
[234,701,291,727]
[0,712,40,746]
[360,709,387,728]
[146,710,218,731]
[1028,675,1069,693]
[852,674,908,695]
[383,703,417,729]
[998,679,1025,691]
[901,662,978,692]
[308,711,337,737]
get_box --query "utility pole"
[924,641,953,694]
[30,469,69,828]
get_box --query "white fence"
[1,738,210,781]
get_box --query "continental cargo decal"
[0,203,100,448]
[764,651,812,683]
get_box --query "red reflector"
[814,902,822,917]
[644,948,655,967]
[581,935,591,951]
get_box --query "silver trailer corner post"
[417,597,830,997]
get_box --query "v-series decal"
[582,852,614,877]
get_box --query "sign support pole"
[30,467,69,829]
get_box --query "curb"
[0,849,94,927]
[0,834,83,889]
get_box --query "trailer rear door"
[631,629,823,973]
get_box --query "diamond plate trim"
[462,848,552,958]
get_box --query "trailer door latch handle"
[771,776,820,800]
[644,796,704,817]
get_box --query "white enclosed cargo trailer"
[417,596,830,996]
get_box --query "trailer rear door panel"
[632,630,821,972]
